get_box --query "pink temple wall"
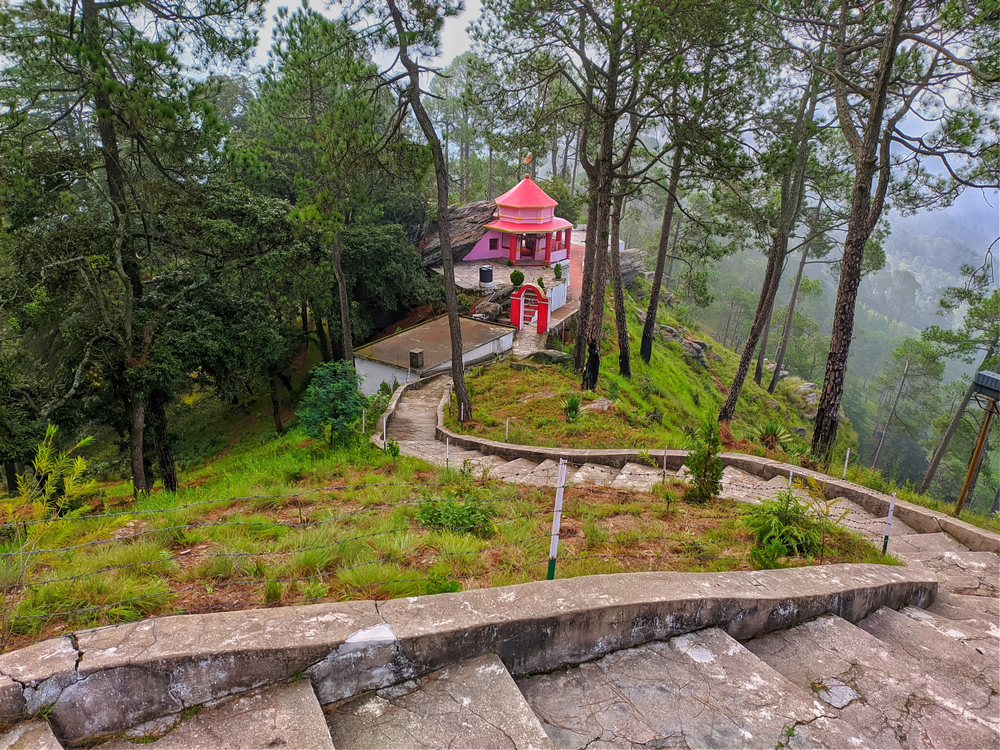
[463,229,506,261]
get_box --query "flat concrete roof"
[354,315,515,372]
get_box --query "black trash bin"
[479,265,494,287]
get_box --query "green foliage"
[745,489,821,558]
[745,421,795,451]
[384,438,401,459]
[553,263,563,280]
[510,269,525,287]
[683,421,724,503]
[417,499,498,538]
[564,394,581,421]
[296,362,365,447]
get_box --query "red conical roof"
[494,175,558,208]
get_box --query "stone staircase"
[12,526,992,748]
[4,377,997,749]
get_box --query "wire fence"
[0,463,899,652]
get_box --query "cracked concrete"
[101,680,333,749]
[325,654,552,749]
[744,612,1000,748]
[516,626,861,749]
[0,719,62,749]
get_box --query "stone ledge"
[0,565,936,744]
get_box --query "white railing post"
[843,448,851,480]
[882,493,896,555]
[547,459,567,580]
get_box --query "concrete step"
[568,462,617,487]
[516,625,859,749]
[517,459,563,487]
[102,681,334,749]
[610,461,664,492]
[858,605,999,695]
[744,612,1000,748]
[0,720,63,749]
[926,591,1000,638]
[325,654,552,749]
[887,531,967,561]
[489,458,541,483]
[906,549,1000,598]
[897,603,999,655]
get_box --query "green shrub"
[553,263,563,279]
[510,269,525,287]
[745,421,795,451]
[745,489,821,557]
[506,259,514,267]
[417,499,498,538]
[564,394,582,421]
[683,420,724,503]
[296,361,365,447]
[537,276,545,289]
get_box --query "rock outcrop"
[419,201,496,268]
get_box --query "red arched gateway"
[510,284,549,334]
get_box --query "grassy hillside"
[446,287,857,463]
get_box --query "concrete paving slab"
[744,612,1000,748]
[325,654,552,749]
[0,721,63,749]
[610,462,664,492]
[907,549,1000,598]
[517,626,859,749]
[898,604,999,664]
[568,462,617,486]
[926,591,1000,636]
[888,531,967,561]
[0,637,77,717]
[489,458,540,482]
[858,605,999,693]
[518,459,562,487]
[103,681,332,749]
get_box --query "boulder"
[583,398,614,412]
[419,200,496,268]
[792,426,808,437]
[526,350,572,366]
[795,382,818,394]
[474,302,502,322]
[618,249,644,289]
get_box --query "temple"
[462,175,574,266]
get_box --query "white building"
[353,315,516,396]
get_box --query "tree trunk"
[811,0,908,460]
[719,78,817,423]
[301,299,309,334]
[662,222,681,296]
[920,336,997,493]
[561,132,571,180]
[386,0,471,420]
[331,238,353,361]
[130,397,147,497]
[574,184,601,373]
[990,478,1000,516]
[570,128,580,197]
[581,171,612,390]
[487,144,493,199]
[551,131,558,177]
[768,232,813,393]
[3,461,16,496]
[269,377,284,435]
[608,194,631,378]
[311,299,332,362]
[718,245,783,423]
[871,357,909,470]
[640,146,684,363]
[754,300,775,385]
[149,396,177,492]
